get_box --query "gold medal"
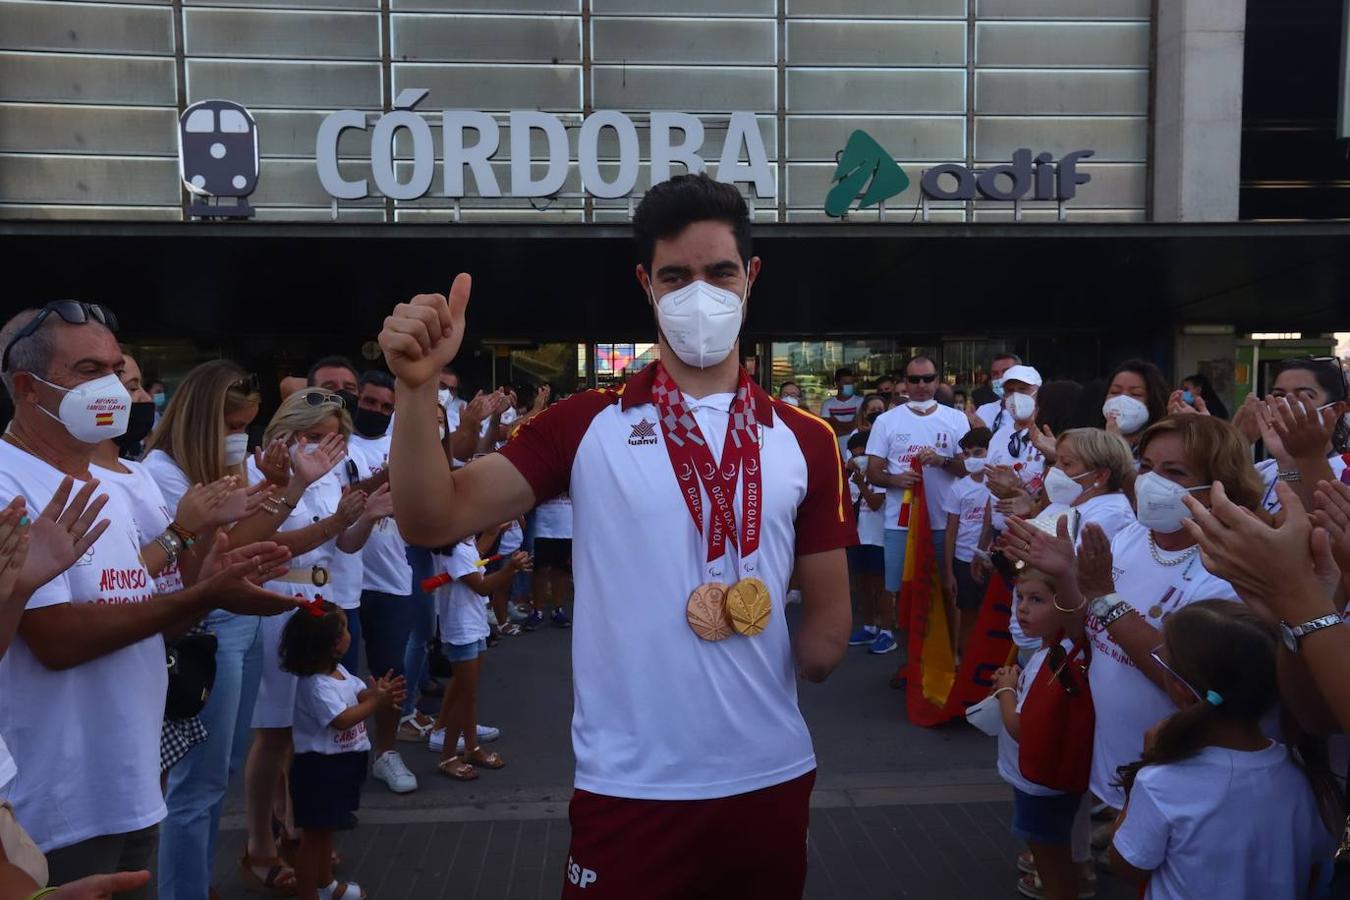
[1148,605,1162,620]
[686,583,733,641]
[726,577,772,637]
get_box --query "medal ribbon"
[651,363,762,573]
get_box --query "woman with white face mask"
[1037,428,1137,543]
[1004,414,1264,824]
[839,393,887,457]
[1101,360,1170,458]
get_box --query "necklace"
[1147,531,1198,568]
[2,429,35,457]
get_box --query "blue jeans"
[402,547,436,717]
[158,612,262,900]
[882,527,946,594]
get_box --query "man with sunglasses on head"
[864,356,970,656]
[0,303,297,895]
[971,352,1022,432]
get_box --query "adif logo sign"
[317,89,775,202]
[825,129,1093,217]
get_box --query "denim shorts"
[443,638,486,663]
[1011,788,1081,846]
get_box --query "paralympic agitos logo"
[824,129,1093,218]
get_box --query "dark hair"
[1108,359,1170,428]
[992,352,1022,366]
[1116,601,1342,827]
[834,368,854,382]
[359,369,394,391]
[846,432,869,452]
[960,427,993,450]
[905,356,937,374]
[934,383,955,406]
[279,601,347,676]
[779,380,799,394]
[1180,372,1229,420]
[1274,358,1349,452]
[876,376,895,388]
[1034,380,1083,435]
[632,173,752,274]
[307,355,359,387]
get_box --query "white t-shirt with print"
[140,448,194,515]
[866,404,971,531]
[435,539,490,646]
[975,399,1005,432]
[1113,742,1333,900]
[92,458,184,594]
[847,463,886,547]
[985,421,1048,533]
[293,663,373,755]
[997,638,1075,797]
[1087,522,1239,808]
[0,442,165,853]
[348,434,412,596]
[943,476,990,563]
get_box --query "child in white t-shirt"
[281,599,405,900]
[430,534,532,781]
[845,432,887,646]
[944,427,992,658]
[990,567,1090,900]
[1111,601,1335,900]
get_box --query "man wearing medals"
[379,173,856,899]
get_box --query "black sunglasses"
[906,374,938,385]
[2,301,119,373]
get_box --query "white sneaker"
[428,724,501,753]
[318,879,365,899]
[371,750,418,793]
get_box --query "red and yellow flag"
[898,473,1016,727]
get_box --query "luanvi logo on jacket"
[628,419,659,447]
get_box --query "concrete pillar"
[1151,0,1247,222]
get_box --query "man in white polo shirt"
[0,303,295,893]
[865,356,970,655]
[380,174,854,899]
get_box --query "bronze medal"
[726,577,772,637]
[686,583,733,641]
[1148,605,1162,620]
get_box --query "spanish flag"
[95,412,115,427]
[899,470,1015,727]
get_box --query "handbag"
[1018,637,1095,794]
[427,615,454,679]
[165,630,218,720]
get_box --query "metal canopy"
[3,221,1347,341]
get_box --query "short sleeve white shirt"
[141,448,194,515]
[1113,743,1333,900]
[865,404,971,531]
[849,462,886,547]
[1087,523,1239,808]
[985,422,1048,533]
[246,459,342,603]
[1258,454,1349,514]
[92,458,184,594]
[975,400,1005,432]
[943,476,990,563]
[0,442,165,852]
[293,664,372,755]
[348,435,412,596]
[820,394,863,427]
[435,539,489,646]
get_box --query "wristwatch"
[1278,614,1342,653]
[1087,592,1121,620]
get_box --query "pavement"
[207,611,1131,899]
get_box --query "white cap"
[1001,365,1042,388]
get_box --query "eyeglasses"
[301,389,344,408]
[229,373,261,395]
[2,301,119,373]
[1149,644,1202,702]
[906,374,938,385]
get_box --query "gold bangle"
[1054,595,1088,614]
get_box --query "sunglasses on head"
[301,389,344,408]
[229,373,261,395]
[906,374,938,385]
[2,301,119,373]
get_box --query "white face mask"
[781,395,799,407]
[1044,466,1094,506]
[964,456,987,474]
[907,398,938,413]
[1103,394,1150,434]
[1134,471,1207,534]
[224,433,249,466]
[438,425,447,441]
[651,278,745,370]
[991,378,1005,399]
[32,372,131,443]
[437,387,452,408]
[1004,392,1037,422]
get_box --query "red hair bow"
[301,597,326,618]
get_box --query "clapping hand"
[379,274,471,389]
[508,550,534,573]
[1262,395,1336,463]
[985,465,1023,501]
[0,497,31,603]
[291,434,346,487]
[254,438,292,487]
[1168,390,1209,416]
[362,483,393,521]
[367,669,408,710]
[531,384,552,413]
[992,665,1020,692]
[337,487,368,527]
[994,488,1038,520]
[1231,394,1264,444]
[1311,480,1350,586]
[198,533,297,615]
[1029,424,1058,459]
[1003,514,1076,580]
[18,477,110,598]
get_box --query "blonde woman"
[239,389,377,894]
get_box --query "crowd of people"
[0,172,1349,900]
